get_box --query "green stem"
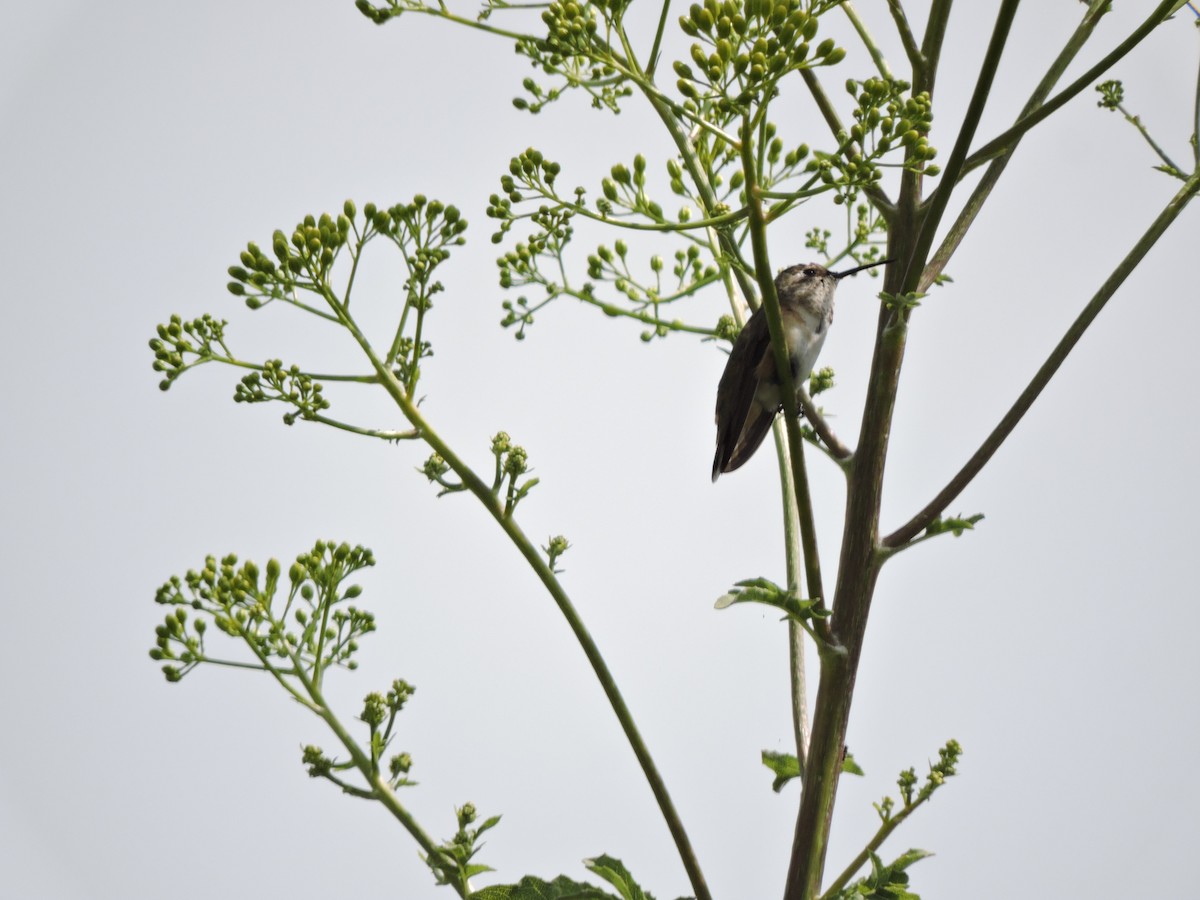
[306,414,419,442]
[886,168,1200,547]
[798,69,895,221]
[819,799,929,899]
[773,425,809,774]
[332,300,713,900]
[884,0,922,75]
[923,0,1110,288]
[308,681,456,893]
[841,2,893,81]
[1193,35,1200,167]
[905,0,1020,290]
[916,0,954,97]
[960,0,1184,177]
[1115,103,1185,178]
[645,0,671,77]
[639,90,760,308]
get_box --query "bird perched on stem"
[712,258,892,480]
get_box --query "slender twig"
[905,0,1021,290]
[739,119,839,688]
[842,2,893,81]
[639,91,760,308]
[1111,102,1186,179]
[886,168,1200,548]
[327,293,714,900]
[819,799,931,899]
[961,0,1183,177]
[798,69,896,219]
[916,0,955,97]
[307,414,419,442]
[923,0,1111,288]
[885,0,922,75]
[797,390,852,461]
[772,426,810,776]
[644,0,671,77]
[1194,35,1200,167]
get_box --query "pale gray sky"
[2,3,1197,899]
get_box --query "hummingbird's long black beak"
[830,258,894,280]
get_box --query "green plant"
[149,3,1200,897]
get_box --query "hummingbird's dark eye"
[803,267,817,276]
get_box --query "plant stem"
[923,0,1110,288]
[773,425,810,773]
[884,0,922,76]
[885,167,1200,547]
[798,69,895,220]
[330,301,714,900]
[645,0,671,77]
[819,799,928,899]
[1114,102,1186,178]
[905,0,1021,290]
[841,2,893,81]
[960,0,1184,177]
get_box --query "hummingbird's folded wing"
[712,310,775,480]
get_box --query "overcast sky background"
[2,3,1198,899]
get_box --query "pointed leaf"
[889,849,933,872]
[842,749,864,776]
[761,750,802,792]
[583,855,652,900]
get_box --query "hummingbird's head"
[775,262,834,294]
[774,258,893,307]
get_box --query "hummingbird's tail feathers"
[712,403,775,480]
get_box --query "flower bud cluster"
[234,359,330,426]
[149,313,229,391]
[845,77,938,176]
[674,0,844,114]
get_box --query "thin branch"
[772,426,810,776]
[923,0,1111,289]
[741,117,836,657]
[819,799,931,900]
[330,298,714,900]
[905,0,1021,289]
[306,414,419,442]
[916,0,955,97]
[798,69,896,219]
[644,0,671,77]
[885,168,1200,548]
[1112,102,1187,179]
[960,0,1185,178]
[1194,34,1200,167]
[797,390,852,461]
[884,0,922,76]
[841,2,893,81]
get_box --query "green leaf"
[761,750,802,792]
[889,849,933,873]
[583,855,653,900]
[715,578,822,623]
[472,875,619,900]
[924,513,984,538]
[841,749,864,776]
[471,889,514,900]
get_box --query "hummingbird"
[712,258,892,480]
